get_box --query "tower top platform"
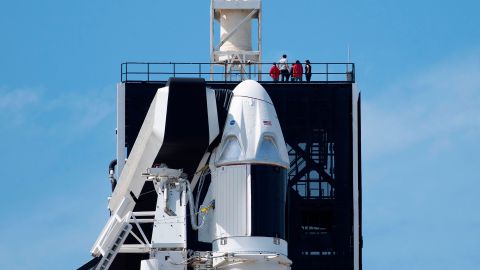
[120,62,355,83]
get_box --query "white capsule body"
[206,80,291,270]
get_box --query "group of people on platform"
[269,54,312,82]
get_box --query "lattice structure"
[288,137,335,200]
[260,83,360,270]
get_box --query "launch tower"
[79,1,361,270]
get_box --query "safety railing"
[121,62,355,83]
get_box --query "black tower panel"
[264,83,359,270]
[121,81,361,270]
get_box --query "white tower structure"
[210,0,262,80]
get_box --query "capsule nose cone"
[233,80,273,104]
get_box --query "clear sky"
[1,0,479,269]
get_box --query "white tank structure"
[220,10,252,53]
[210,0,262,80]
[199,80,292,270]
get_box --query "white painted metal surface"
[212,0,261,9]
[213,164,250,238]
[211,235,291,270]
[212,236,288,256]
[212,252,291,270]
[206,81,292,270]
[140,251,187,270]
[109,86,170,212]
[215,80,289,168]
[91,197,134,257]
[92,81,226,269]
[109,83,221,212]
[206,88,220,144]
[151,178,187,249]
[231,79,272,102]
[93,78,294,269]
[116,83,126,176]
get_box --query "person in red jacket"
[269,63,280,82]
[292,60,303,82]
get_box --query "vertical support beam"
[210,0,214,81]
[258,3,262,81]
[116,83,126,176]
[352,84,361,270]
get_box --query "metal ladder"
[95,223,132,270]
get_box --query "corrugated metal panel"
[213,165,249,238]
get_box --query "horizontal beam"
[119,244,150,254]
[213,0,260,10]
[131,211,156,217]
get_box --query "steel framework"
[115,81,361,270]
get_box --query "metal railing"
[121,62,355,83]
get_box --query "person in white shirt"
[278,54,289,82]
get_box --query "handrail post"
[224,62,227,82]
[121,63,123,82]
[147,63,150,82]
[173,63,176,78]
[125,63,128,82]
[352,63,356,83]
[199,63,202,78]
[326,63,329,82]
[248,63,252,80]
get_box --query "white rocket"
[88,80,291,270]
[84,0,294,268]
[203,80,291,270]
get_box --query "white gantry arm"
[108,86,169,212]
[90,87,170,269]
[90,80,221,270]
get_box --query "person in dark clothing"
[305,60,312,82]
[289,64,294,81]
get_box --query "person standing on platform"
[278,54,289,82]
[269,63,280,82]
[293,60,303,82]
[305,60,312,82]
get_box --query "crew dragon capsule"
[203,80,291,270]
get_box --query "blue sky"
[1,0,479,269]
